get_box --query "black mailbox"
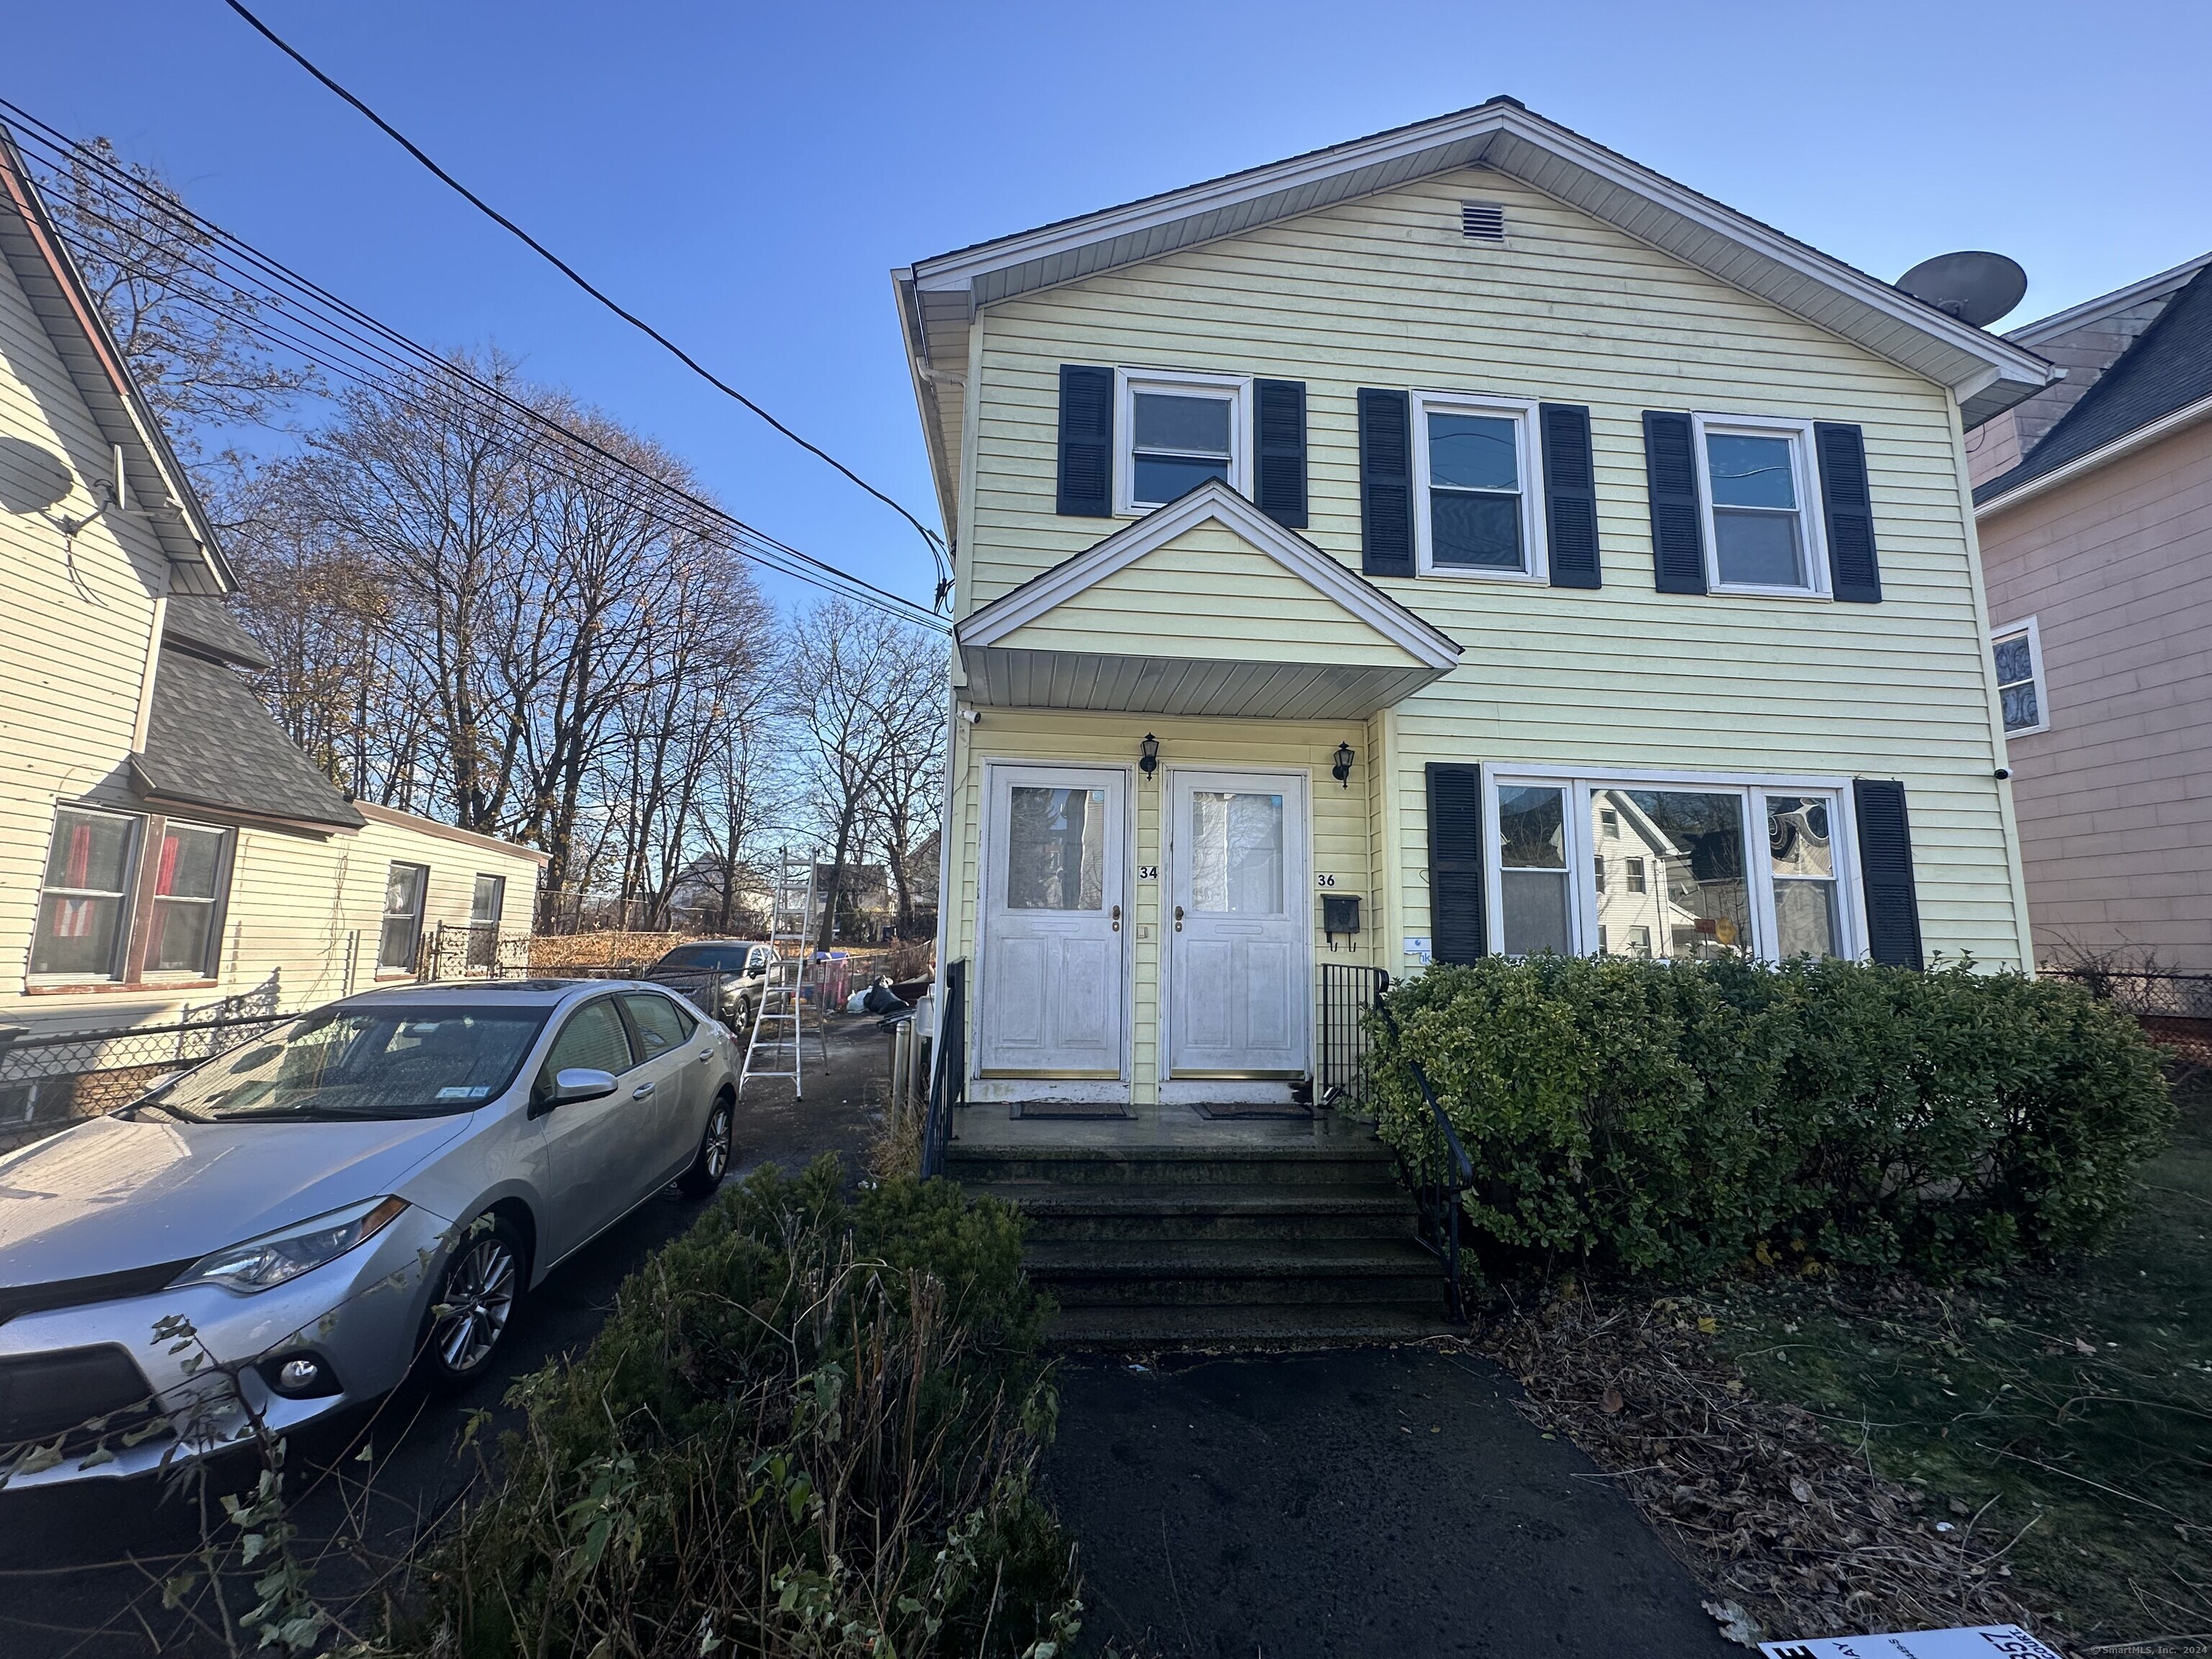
[1322,894,1361,940]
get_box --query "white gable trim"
[956,481,1462,670]
[906,100,2055,426]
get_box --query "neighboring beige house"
[897,98,2057,1118]
[0,127,546,1081]
[1971,255,2212,971]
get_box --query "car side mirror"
[534,1067,616,1116]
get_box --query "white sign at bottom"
[1761,1626,2060,1659]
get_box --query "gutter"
[1977,389,2212,520]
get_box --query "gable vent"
[1460,201,1506,242]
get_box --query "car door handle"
[631,1083,656,1100]
[695,1051,714,1064]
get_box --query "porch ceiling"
[955,481,1461,721]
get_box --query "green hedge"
[1367,957,2173,1283]
[388,1159,1076,1659]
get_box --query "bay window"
[1488,770,1860,963]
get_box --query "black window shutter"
[1815,421,1881,603]
[1425,763,1488,965]
[1539,402,1601,588]
[1056,365,1115,517]
[1254,379,1308,529]
[1359,388,1414,577]
[1853,778,1924,969]
[1641,411,1707,594]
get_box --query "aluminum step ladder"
[738,850,828,1100]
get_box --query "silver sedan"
[0,979,739,1490]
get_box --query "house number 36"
[1316,873,1337,888]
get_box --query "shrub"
[1368,956,2173,1283]
[382,1158,1076,1658]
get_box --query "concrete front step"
[1049,1302,1452,1349]
[949,1143,1401,1190]
[1028,1238,1440,1308]
[990,1182,1419,1244]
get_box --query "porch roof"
[955,482,1461,721]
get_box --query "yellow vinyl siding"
[953,168,2028,969]
[999,521,1423,666]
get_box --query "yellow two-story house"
[896,99,2057,1122]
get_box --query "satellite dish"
[1897,251,2028,328]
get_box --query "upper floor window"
[1693,413,1827,596]
[1992,619,2048,735]
[379,862,430,973]
[1115,368,1249,513]
[1412,391,1545,580]
[32,808,140,979]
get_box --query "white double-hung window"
[1692,413,1827,595]
[1487,768,1862,963]
[1411,390,1545,580]
[1115,368,1250,513]
[1990,618,2049,735]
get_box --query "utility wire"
[3,101,948,630]
[220,0,952,591]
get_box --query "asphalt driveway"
[1046,1345,1737,1659]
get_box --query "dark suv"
[643,940,779,1028]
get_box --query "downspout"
[132,593,166,754]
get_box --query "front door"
[979,765,1126,1079]
[1168,770,1308,1077]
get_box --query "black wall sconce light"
[1140,733,1159,775]
[1331,741,1355,786]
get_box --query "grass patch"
[1715,1066,2212,1647]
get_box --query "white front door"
[979,766,1126,1079]
[1168,770,1309,1077]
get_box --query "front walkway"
[1046,1345,1737,1658]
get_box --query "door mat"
[1011,1100,1134,1120]
[1194,1101,1313,1120]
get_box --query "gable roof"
[955,481,1460,721]
[1977,261,2212,510]
[895,99,2058,531]
[0,125,230,595]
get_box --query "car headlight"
[171,1196,410,1294]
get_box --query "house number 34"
[1138,865,1159,881]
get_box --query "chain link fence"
[0,1009,292,1153]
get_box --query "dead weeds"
[1477,1288,2049,1649]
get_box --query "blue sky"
[8,1,2209,616]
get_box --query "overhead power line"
[0,100,948,631]
[220,0,951,591]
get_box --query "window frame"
[27,806,143,983]
[142,819,236,981]
[1480,765,1865,964]
[1990,616,2050,737]
[1690,411,1830,598]
[1112,367,1252,516]
[377,861,431,976]
[1410,388,1548,583]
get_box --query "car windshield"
[139,1006,551,1122]
[654,945,756,971]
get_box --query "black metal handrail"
[1365,974,1475,1323]
[920,958,966,1179]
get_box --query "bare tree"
[783,603,947,950]
[46,138,315,457]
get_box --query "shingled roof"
[161,595,273,672]
[132,647,364,831]
[1977,261,2212,505]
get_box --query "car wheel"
[418,1215,526,1390]
[678,1091,737,1197]
[734,994,753,1030]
